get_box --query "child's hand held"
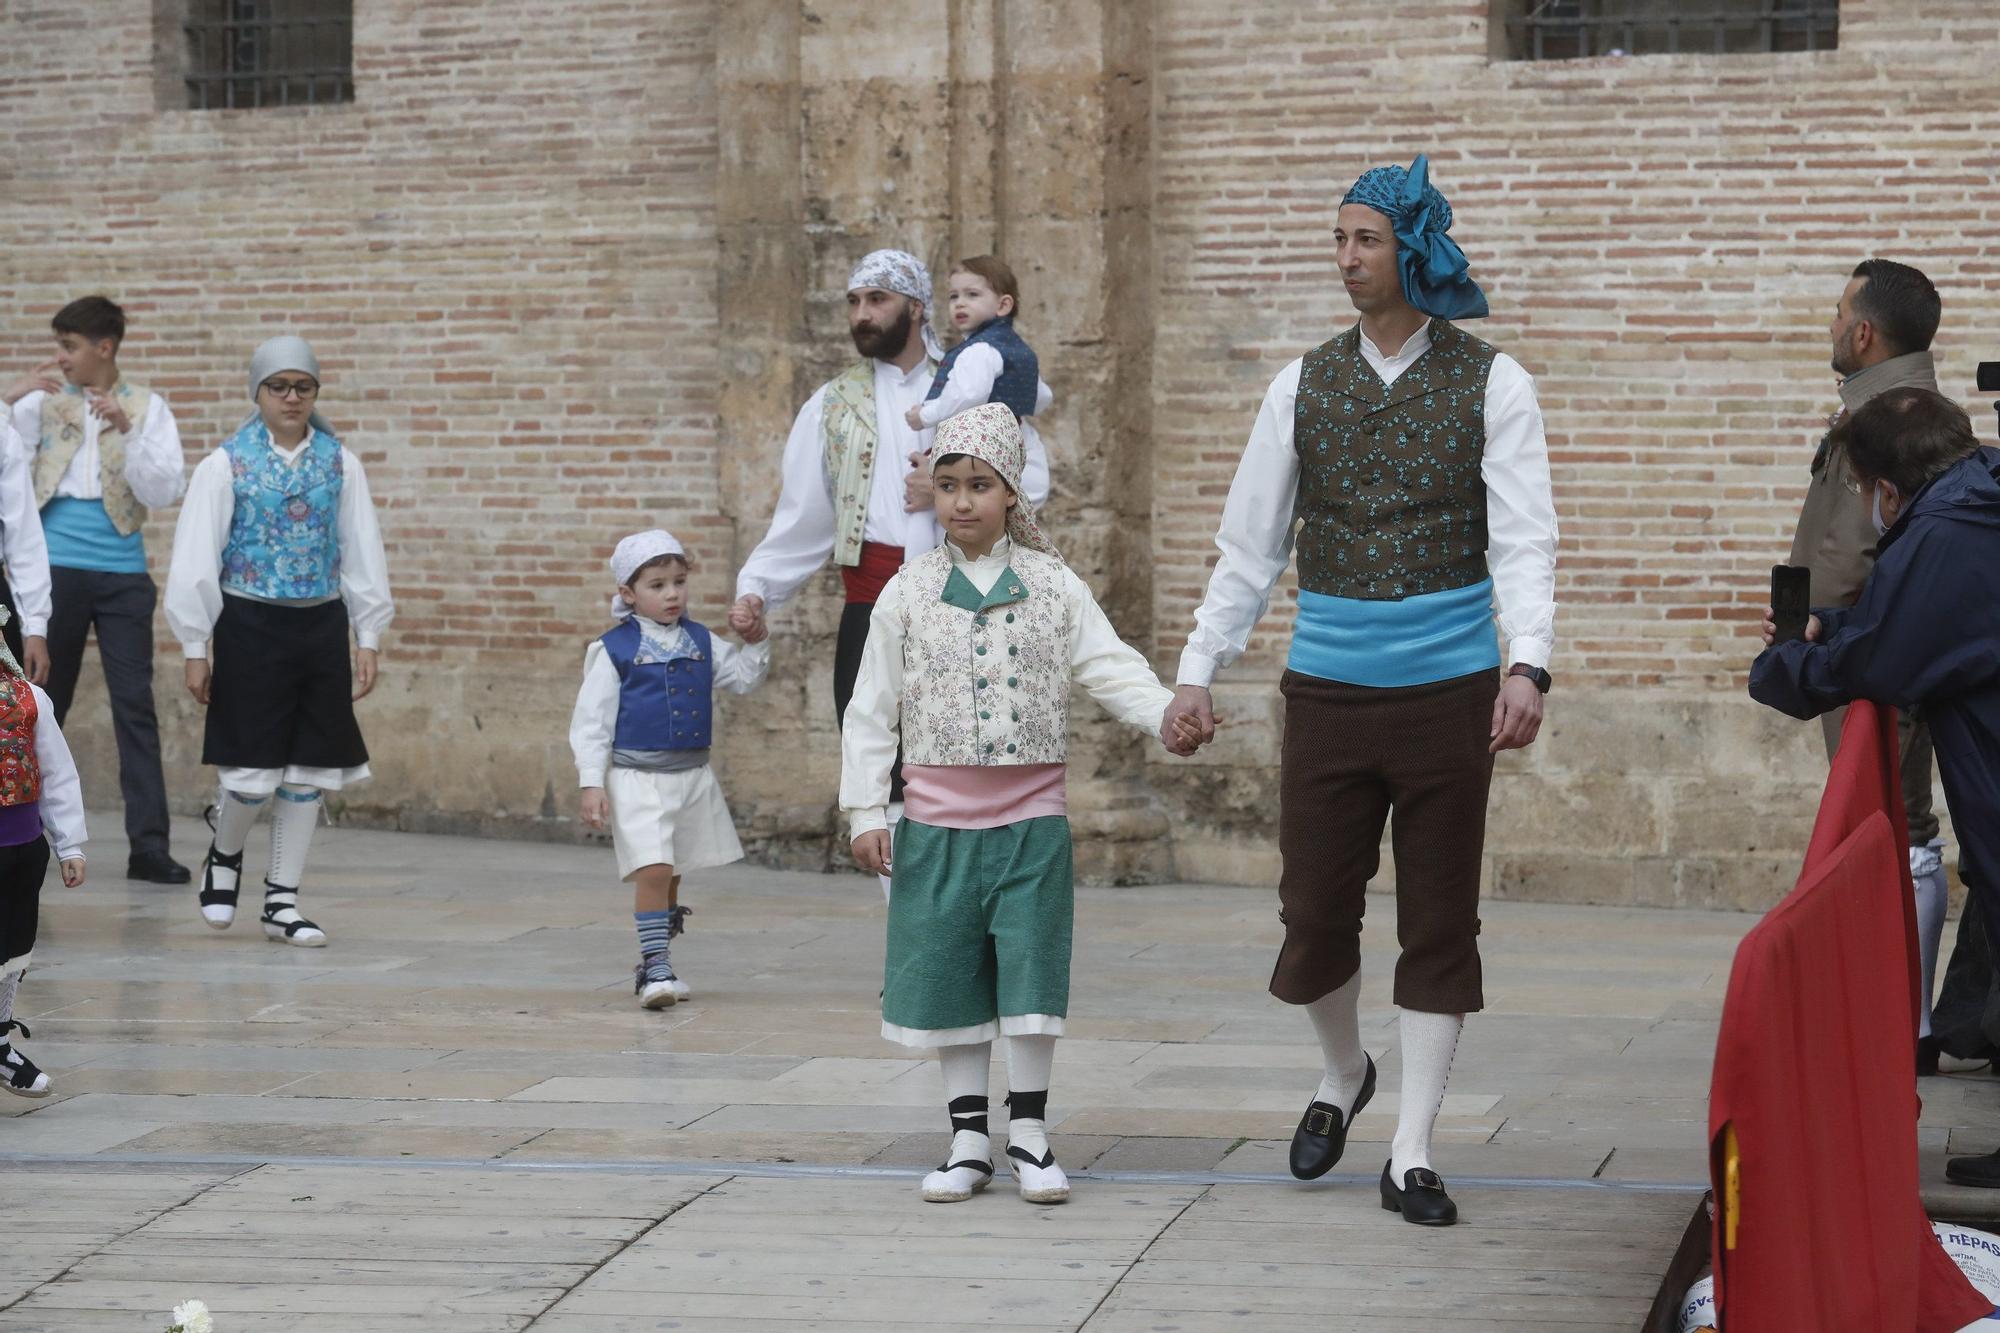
[60,858,85,888]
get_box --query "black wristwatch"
[1508,663,1552,694]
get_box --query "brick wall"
[4,0,1994,905]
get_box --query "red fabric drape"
[1708,699,1990,1331]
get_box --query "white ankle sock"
[1305,974,1369,1109]
[1389,1008,1463,1179]
[1913,841,1948,1039]
[213,789,267,858]
[268,785,322,888]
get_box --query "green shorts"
[881,815,1074,1047]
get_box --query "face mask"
[1872,483,1897,537]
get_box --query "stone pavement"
[0,812,1994,1331]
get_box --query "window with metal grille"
[183,0,353,109]
[1495,0,1838,61]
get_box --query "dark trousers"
[1271,668,1499,1015]
[834,599,904,804]
[1822,704,1941,844]
[43,567,172,857]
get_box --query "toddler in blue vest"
[905,255,1054,440]
[569,530,769,1007]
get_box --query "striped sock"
[636,911,672,983]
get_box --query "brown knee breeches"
[1269,668,1499,1014]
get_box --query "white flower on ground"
[168,1299,214,1333]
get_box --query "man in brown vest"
[1785,259,1965,1075]
[1164,157,1559,1227]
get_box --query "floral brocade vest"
[821,357,936,568]
[34,381,152,535]
[1293,320,1497,600]
[897,545,1070,767]
[0,676,43,808]
[220,421,345,601]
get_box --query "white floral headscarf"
[848,248,946,360]
[931,402,1060,559]
[608,529,686,617]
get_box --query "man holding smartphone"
[1783,259,1962,1073]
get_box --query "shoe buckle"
[1304,1106,1337,1137]
[1411,1168,1443,1191]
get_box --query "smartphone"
[1771,564,1812,644]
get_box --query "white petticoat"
[607,765,744,880]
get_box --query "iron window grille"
[1499,0,1838,61]
[183,0,353,110]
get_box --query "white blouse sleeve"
[569,641,619,789]
[124,394,188,509]
[337,450,395,652]
[710,636,769,696]
[163,450,236,659]
[735,389,837,611]
[0,422,52,638]
[1481,355,1559,670]
[838,575,908,840]
[1067,570,1174,733]
[1176,361,1303,687]
[916,344,1003,427]
[30,684,85,861]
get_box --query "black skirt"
[0,837,50,975]
[202,595,370,770]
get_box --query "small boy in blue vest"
[905,256,1053,442]
[570,530,768,1008]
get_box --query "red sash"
[840,541,905,606]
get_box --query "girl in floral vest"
[165,336,394,949]
[0,606,88,1098]
[842,402,1201,1205]
[570,530,768,1008]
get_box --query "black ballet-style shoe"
[1380,1161,1458,1226]
[1288,1054,1376,1180]
[1945,1149,2000,1189]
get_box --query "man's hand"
[852,829,893,875]
[1160,684,1217,755]
[85,390,132,435]
[903,403,928,431]
[580,787,610,831]
[352,647,380,700]
[1489,674,1545,754]
[185,658,212,705]
[729,595,766,642]
[59,857,85,888]
[3,360,61,406]
[903,451,933,513]
[1758,605,1822,649]
[21,635,49,685]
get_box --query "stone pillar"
[713,2,1166,880]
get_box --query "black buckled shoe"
[1946,1149,2000,1189]
[1288,1055,1376,1180]
[1380,1161,1458,1226]
[127,850,191,884]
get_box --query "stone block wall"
[3,0,1996,906]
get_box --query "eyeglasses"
[261,379,320,400]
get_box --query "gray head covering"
[847,249,946,361]
[244,334,335,436]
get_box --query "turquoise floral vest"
[220,421,345,601]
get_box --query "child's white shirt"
[27,682,86,861]
[839,537,1173,839]
[914,344,1055,428]
[569,617,769,788]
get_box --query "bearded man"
[732,249,1052,892]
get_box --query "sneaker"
[634,955,677,1009]
[669,974,691,1002]
[0,1022,51,1098]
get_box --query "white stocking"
[1389,1008,1463,1180]
[268,784,322,888]
[1304,973,1369,1109]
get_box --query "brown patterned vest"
[1292,321,1496,600]
[33,381,152,536]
